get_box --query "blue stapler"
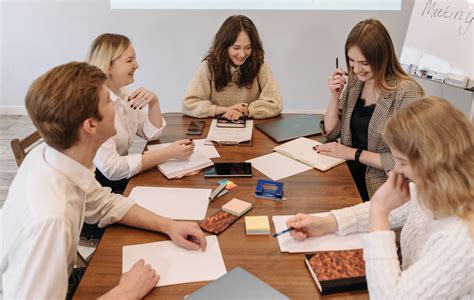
[255,179,284,200]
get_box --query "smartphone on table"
[186,120,206,135]
[203,162,253,177]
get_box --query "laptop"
[256,114,322,143]
[185,267,289,300]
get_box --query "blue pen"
[272,227,295,238]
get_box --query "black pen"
[272,227,295,238]
[336,56,348,75]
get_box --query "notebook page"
[272,214,364,253]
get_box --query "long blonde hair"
[383,96,474,232]
[86,33,131,74]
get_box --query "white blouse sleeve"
[2,218,71,299]
[93,138,143,180]
[136,110,166,141]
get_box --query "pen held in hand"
[272,227,295,238]
[336,56,349,76]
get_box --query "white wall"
[1,0,472,116]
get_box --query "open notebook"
[273,137,345,172]
[148,143,213,179]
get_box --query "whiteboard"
[400,0,473,88]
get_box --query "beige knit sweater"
[182,61,283,119]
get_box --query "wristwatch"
[354,148,363,163]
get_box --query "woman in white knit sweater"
[182,15,283,120]
[287,96,474,299]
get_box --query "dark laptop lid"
[186,267,289,300]
[256,114,322,143]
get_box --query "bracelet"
[354,148,363,163]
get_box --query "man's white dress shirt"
[93,87,166,180]
[1,143,135,299]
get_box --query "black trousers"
[80,169,129,239]
[94,168,129,194]
[66,267,86,300]
[346,161,370,202]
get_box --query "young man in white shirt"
[0,62,207,299]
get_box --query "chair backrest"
[10,131,42,167]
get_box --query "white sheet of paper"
[206,119,253,144]
[273,214,365,253]
[147,140,219,159]
[122,235,227,287]
[246,153,312,180]
[129,186,211,220]
[192,139,220,158]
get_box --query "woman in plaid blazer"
[314,19,424,201]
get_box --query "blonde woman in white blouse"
[87,33,194,194]
[287,97,474,299]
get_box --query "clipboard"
[206,119,253,147]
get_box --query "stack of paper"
[122,235,227,287]
[272,213,365,253]
[147,143,213,179]
[192,139,220,158]
[148,139,220,159]
[129,186,211,220]
[221,198,253,217]
[245,216,270,235]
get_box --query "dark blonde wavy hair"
[383,96,474,233]
[204,15,264,91]
[345,19,420,94]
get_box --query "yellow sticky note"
[245,216,270,235]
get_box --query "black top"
[347,97,375,202]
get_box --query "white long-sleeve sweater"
[330,184,474,299]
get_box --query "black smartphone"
[186,120,206,135]
[204,162,253,177]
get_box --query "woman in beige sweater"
[182,15,283,120]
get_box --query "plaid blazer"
[325,76,424,198]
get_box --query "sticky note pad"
[217,179,231,185]
[225,182,238,190]
[222,198,252,217]
[245,216,270,235]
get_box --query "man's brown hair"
[25,62,107,150]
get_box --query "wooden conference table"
[74,114,368,300]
